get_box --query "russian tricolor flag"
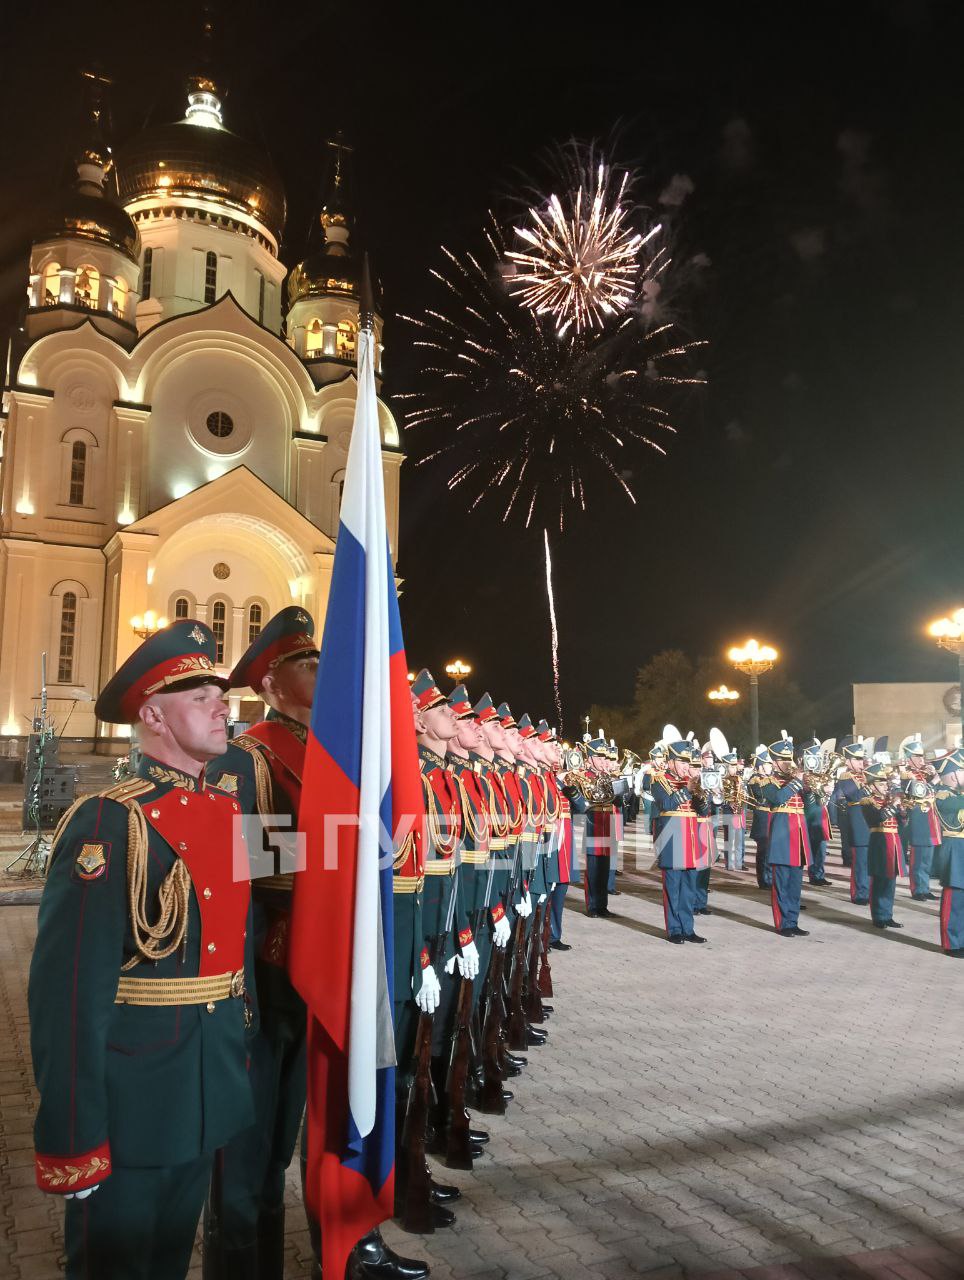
[289,311,422,1280]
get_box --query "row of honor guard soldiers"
[27,606,609,1280]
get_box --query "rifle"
[399,1007,436,1234]
[524,891,546,1024]
[443,966,475,1169]
[476,939,508,1114]
[538,884,554,998]
[399,869,456,1233]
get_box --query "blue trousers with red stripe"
[584,854,610,914]
[755,836,771,887]
[661,867,696,938]
[907,845,935,897]
[694,867,710,910]
[869,874,896,925]
[807,828,827,882]
[849,845,870,902]
[771,864,803,930]
[940,887,964,953]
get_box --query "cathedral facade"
[0,72,401,743]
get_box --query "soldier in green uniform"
[203,607,429,1279]
[29,620,256,1280]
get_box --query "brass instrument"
[721,771,747,812]
[618,748,642,776]
[802,749,842,802]
[561,764,615,808]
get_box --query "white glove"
[550,882,557,892]
[457,940,480,979]
[65,1185,100,1200]
[415,964,440,1013]
[493,915,512,948]
[514,892,531,919]
[538,893,547,905]
[444,954,458,974]
[522,891,533,917]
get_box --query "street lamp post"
[130,610,168,640]
[727,639,778,748]
[927,608,964,738]
[708,684,740,707]
[444,658,472,683]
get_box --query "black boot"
[349,1228,430,1279]
[257,1204,286,1280]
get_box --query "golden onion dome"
[37,187,141,263]
[288,239,361,304]
[114,87,286,244]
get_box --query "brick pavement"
[3,825,964,1279]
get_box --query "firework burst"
[506,162,657,337]
[398,219,706,532]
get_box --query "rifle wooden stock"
[525,901,545,1023]
[399,1011,435,1234]
[506,912,529,1051]
[443,976,475,1169]
[538,898,554,997]
[477,941,508,1115]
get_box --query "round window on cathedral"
[206,411,234,439]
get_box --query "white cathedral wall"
[0,540,104,739]
[146,345,291,510]
[131,212,285,336]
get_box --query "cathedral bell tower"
[24,72,141,350]
[286,136,385,390]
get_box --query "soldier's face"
[270,656,318,713]
[454,716,482,751]
[149,684,228,760]
[421,702,458,740]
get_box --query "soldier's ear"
[139,700,164,731]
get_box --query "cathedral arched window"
[336,319,357,359]
[211,598,228,665]
[306,318,324,357]
[60,429,97,508]
[174,596,190,620]
[257,271,266,325]
[110,276,127,316]
[42,262,61,306]
[68,442,87,506]
[142,248,153,300]
[247,602,264,645]
[75,264,100,309]
[57,592,77,683]
[50,580,88,688]
[204,251,218,305]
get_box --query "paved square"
[3,825,964,1279]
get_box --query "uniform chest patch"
[213,772,239,794]
[75,842,109,880]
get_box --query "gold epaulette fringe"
[231,737,273,817]
[49,778,155,862]
[122,800,191,971]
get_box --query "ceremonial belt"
[424,859,456,876]
[771,805,804,814]
[940,830,964,839]
[460,850,490,864]
[114,969,245,1007]
[255,873,295,892]
[490,837,508,851]
[393,874,424,893]
[870,825,898,833]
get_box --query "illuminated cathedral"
[0,68,401,741]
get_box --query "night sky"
[1,0,962,736]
